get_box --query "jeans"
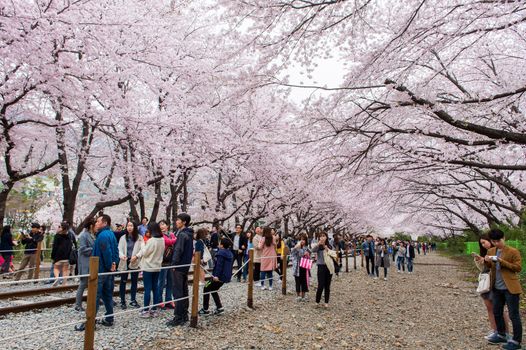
[316,264,332,304]
[365,255,375,275]
[172,270,189,320]
[1,253,12,273]
[75,276,88,307]
[203,280,224,310]
[96,274,115,323]
[119,269,139,304]
[260,271,273,287]
[397,256,405,271]
[143,271,160,310]
[157,268,173,302]
[406,257,414,272]
[493,288,522,344]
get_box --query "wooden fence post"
[84,256,99,350]
[34,241,42,280]
[247,249,254,308]
[190,252,201,328]
[281,247,288,295]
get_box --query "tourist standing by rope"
[0,226,15,275]
[259,227,277,290]
[166,213,194,327]
[74,220,95,311]
[14,222,43,281]
[118,221,144,309]
[50,222,73,287]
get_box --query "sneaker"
[373,277,378,280]
[261,286,267,290]
[501,341,521,350]
[96,319,113,327]
[120,303,127,310]
[487,333,507,344]
[74,305,85,312]
[139,310,151,318]
[268,287,273,291]
[214,307,224,315]
[198,308,210,315]
[485,331,497,340]
[166,318,185,327]
[296,296,302,302]
[323,303,329,309]
[383,277,387,281]
[164,302,175,310]
[301,297,307,302]
[74,323,87,332]
[150,310,160,318]
[130,300,140,308]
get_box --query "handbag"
[476,272,490,294]
[202,245,212,263]
[299,256,312,270]
[162,245,174,265]
[68,233,78,265]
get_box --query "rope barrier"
[0,248,53,253]
[0,262,196,286]
[0,318,84,343]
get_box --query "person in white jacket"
[131,222,164,318]
[118,221,144,309]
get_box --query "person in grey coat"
[74,220,96,311]
[374,239,391,280]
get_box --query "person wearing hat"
[14,223,44,281]
[166,213,194,327]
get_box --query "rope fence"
[0,247,356,349]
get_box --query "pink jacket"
[163,232,176,248]
[258,238,277,272]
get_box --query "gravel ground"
[0,253,524,349]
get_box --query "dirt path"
[149,252,524,349]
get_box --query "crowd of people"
[0,218,523,349]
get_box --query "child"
[198,238,234,315]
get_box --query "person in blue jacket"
[75,214,119,331]
[198,238,234,315]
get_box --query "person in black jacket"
[166,213,194,327]
[232,224,247,282]
[1,226,16,275]
[406,241,416,274]
[51,222,73,286]
[198,238,234,315]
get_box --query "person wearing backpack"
[158,220,176,309]
[198,238,234,315]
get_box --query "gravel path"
[0,253,524,349]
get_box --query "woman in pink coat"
[258,227,277,290]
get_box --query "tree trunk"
[0,183,13,226]
[149,180,163,222]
